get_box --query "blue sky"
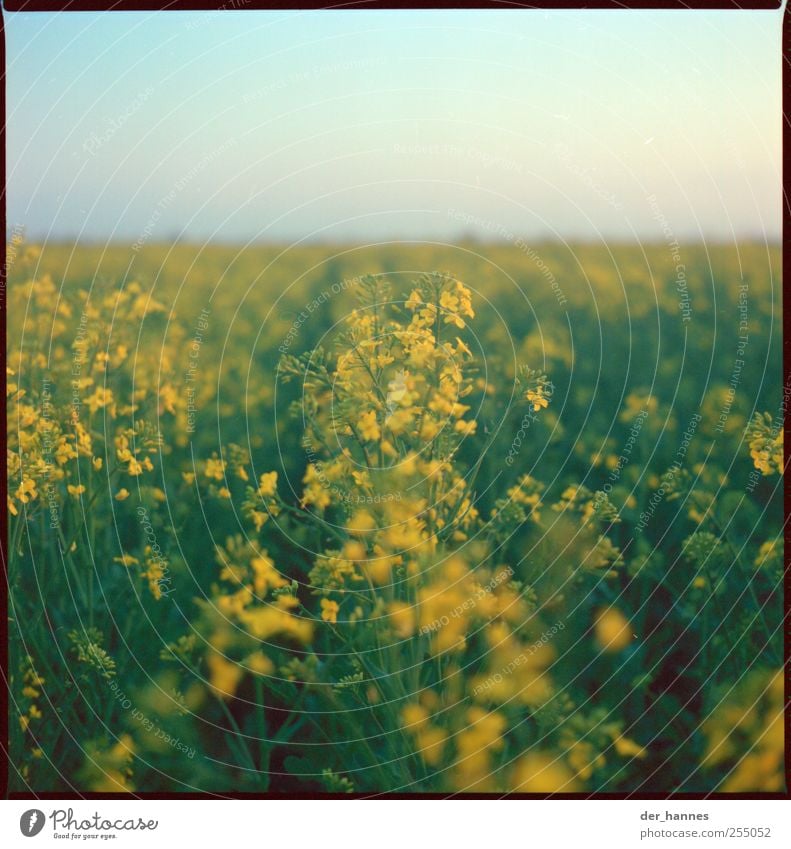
[4,8,782,244]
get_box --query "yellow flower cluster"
[702,669,784,791]
[8,242,780,794]
[746,412,783,475]
[270,275,632,792]
[196,536,313,700]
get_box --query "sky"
[4,7,783,245]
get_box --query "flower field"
[6,237,784,794]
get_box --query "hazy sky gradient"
[5,8,782,244]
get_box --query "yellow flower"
[16,478,38,504]
[454,419,477,436]
[250,554,288,595]
[86,386,115,414]
[613,736,647,759]
[320,599,339,624]
[207,652,244,700]
[204,457,226,481]
[401,703,429,729]
[301,464,331,510]
[55,440,78,465]
[455,336,472,357]
[250,510,268,531]
[388,601,416,637]
[358,410,380,442]
[257,471,278,497]
[92,457,103,470]
[67,484,86,498]
[113,554,139,567]
[246,652,274,676]
[405,290,423,311]
[594,607,633,652]
[115,488,130,501]
[526,388,549,411]
[238,607,313,643]
[511,752,580,792]
[415,726,448,767]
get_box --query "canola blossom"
[6,240,784,793]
